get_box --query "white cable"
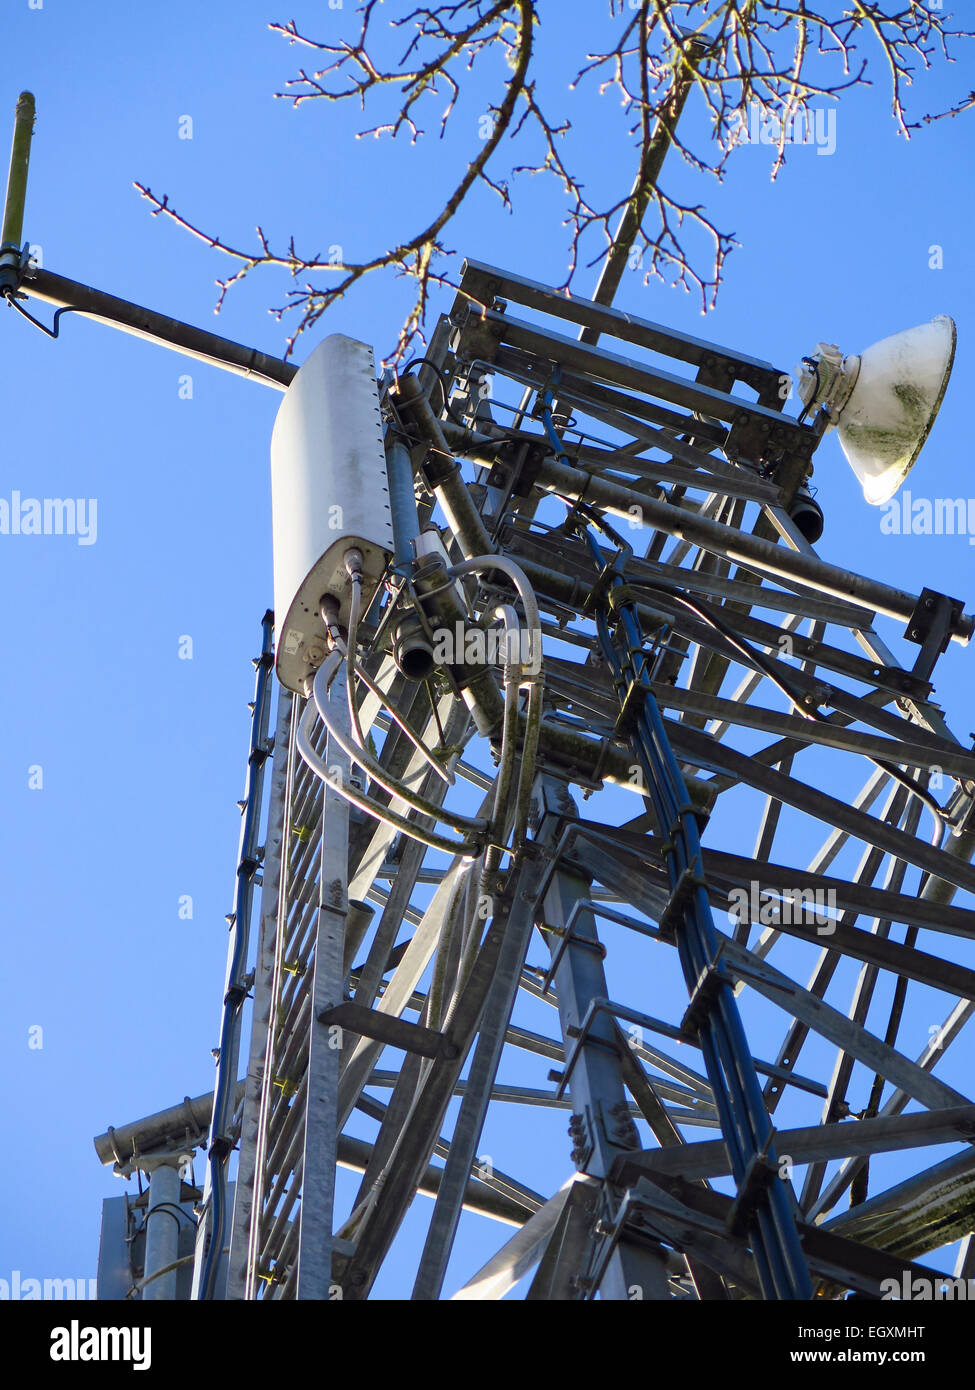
[312,661,486,834]
[450,564,543,855]
[341,562,454,787]
[484,603,522,873]
[296,692,479,858]
[447,555,542,670]
[345,572,367,750]
[297,556,543,864]
[351,657,454,786]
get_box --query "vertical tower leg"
[534,775,673,1300]
[296,669,351,1299]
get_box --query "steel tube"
[386,439,421,569]
[535,456,974,642]
[19,267,295,389]
[143,1162,182,1302]
[395,376,495,556]
[0,92,35,293]
[93,1090,237,1169]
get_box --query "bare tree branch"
[133,1,974,362]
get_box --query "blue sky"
[1,1,974,1300]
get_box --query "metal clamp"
[681,951,732,1038]
[726,1151,780,1237]
[539,906,608,996]
[905,587,964,681]
[657,867,707,943]
[552,997,629,1102]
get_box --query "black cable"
[131,1201,198,1237]
[567,499,948,848]
[4,293,83,339]
[400,356,467,427]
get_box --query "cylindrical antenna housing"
[270,334,395,693]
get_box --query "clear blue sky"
[1,1,974,1300]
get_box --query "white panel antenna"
[270,334,394,692]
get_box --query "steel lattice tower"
[6,67,973,1310]
[88,257,975,1302]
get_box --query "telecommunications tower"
[6,89,975,1301]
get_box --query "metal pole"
[94,1094,215,1168]
[534,455,974,642]
[386,439,422,568]
[18,267,296,388]
[0,91,35,296]
[143,1161,182,1301]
